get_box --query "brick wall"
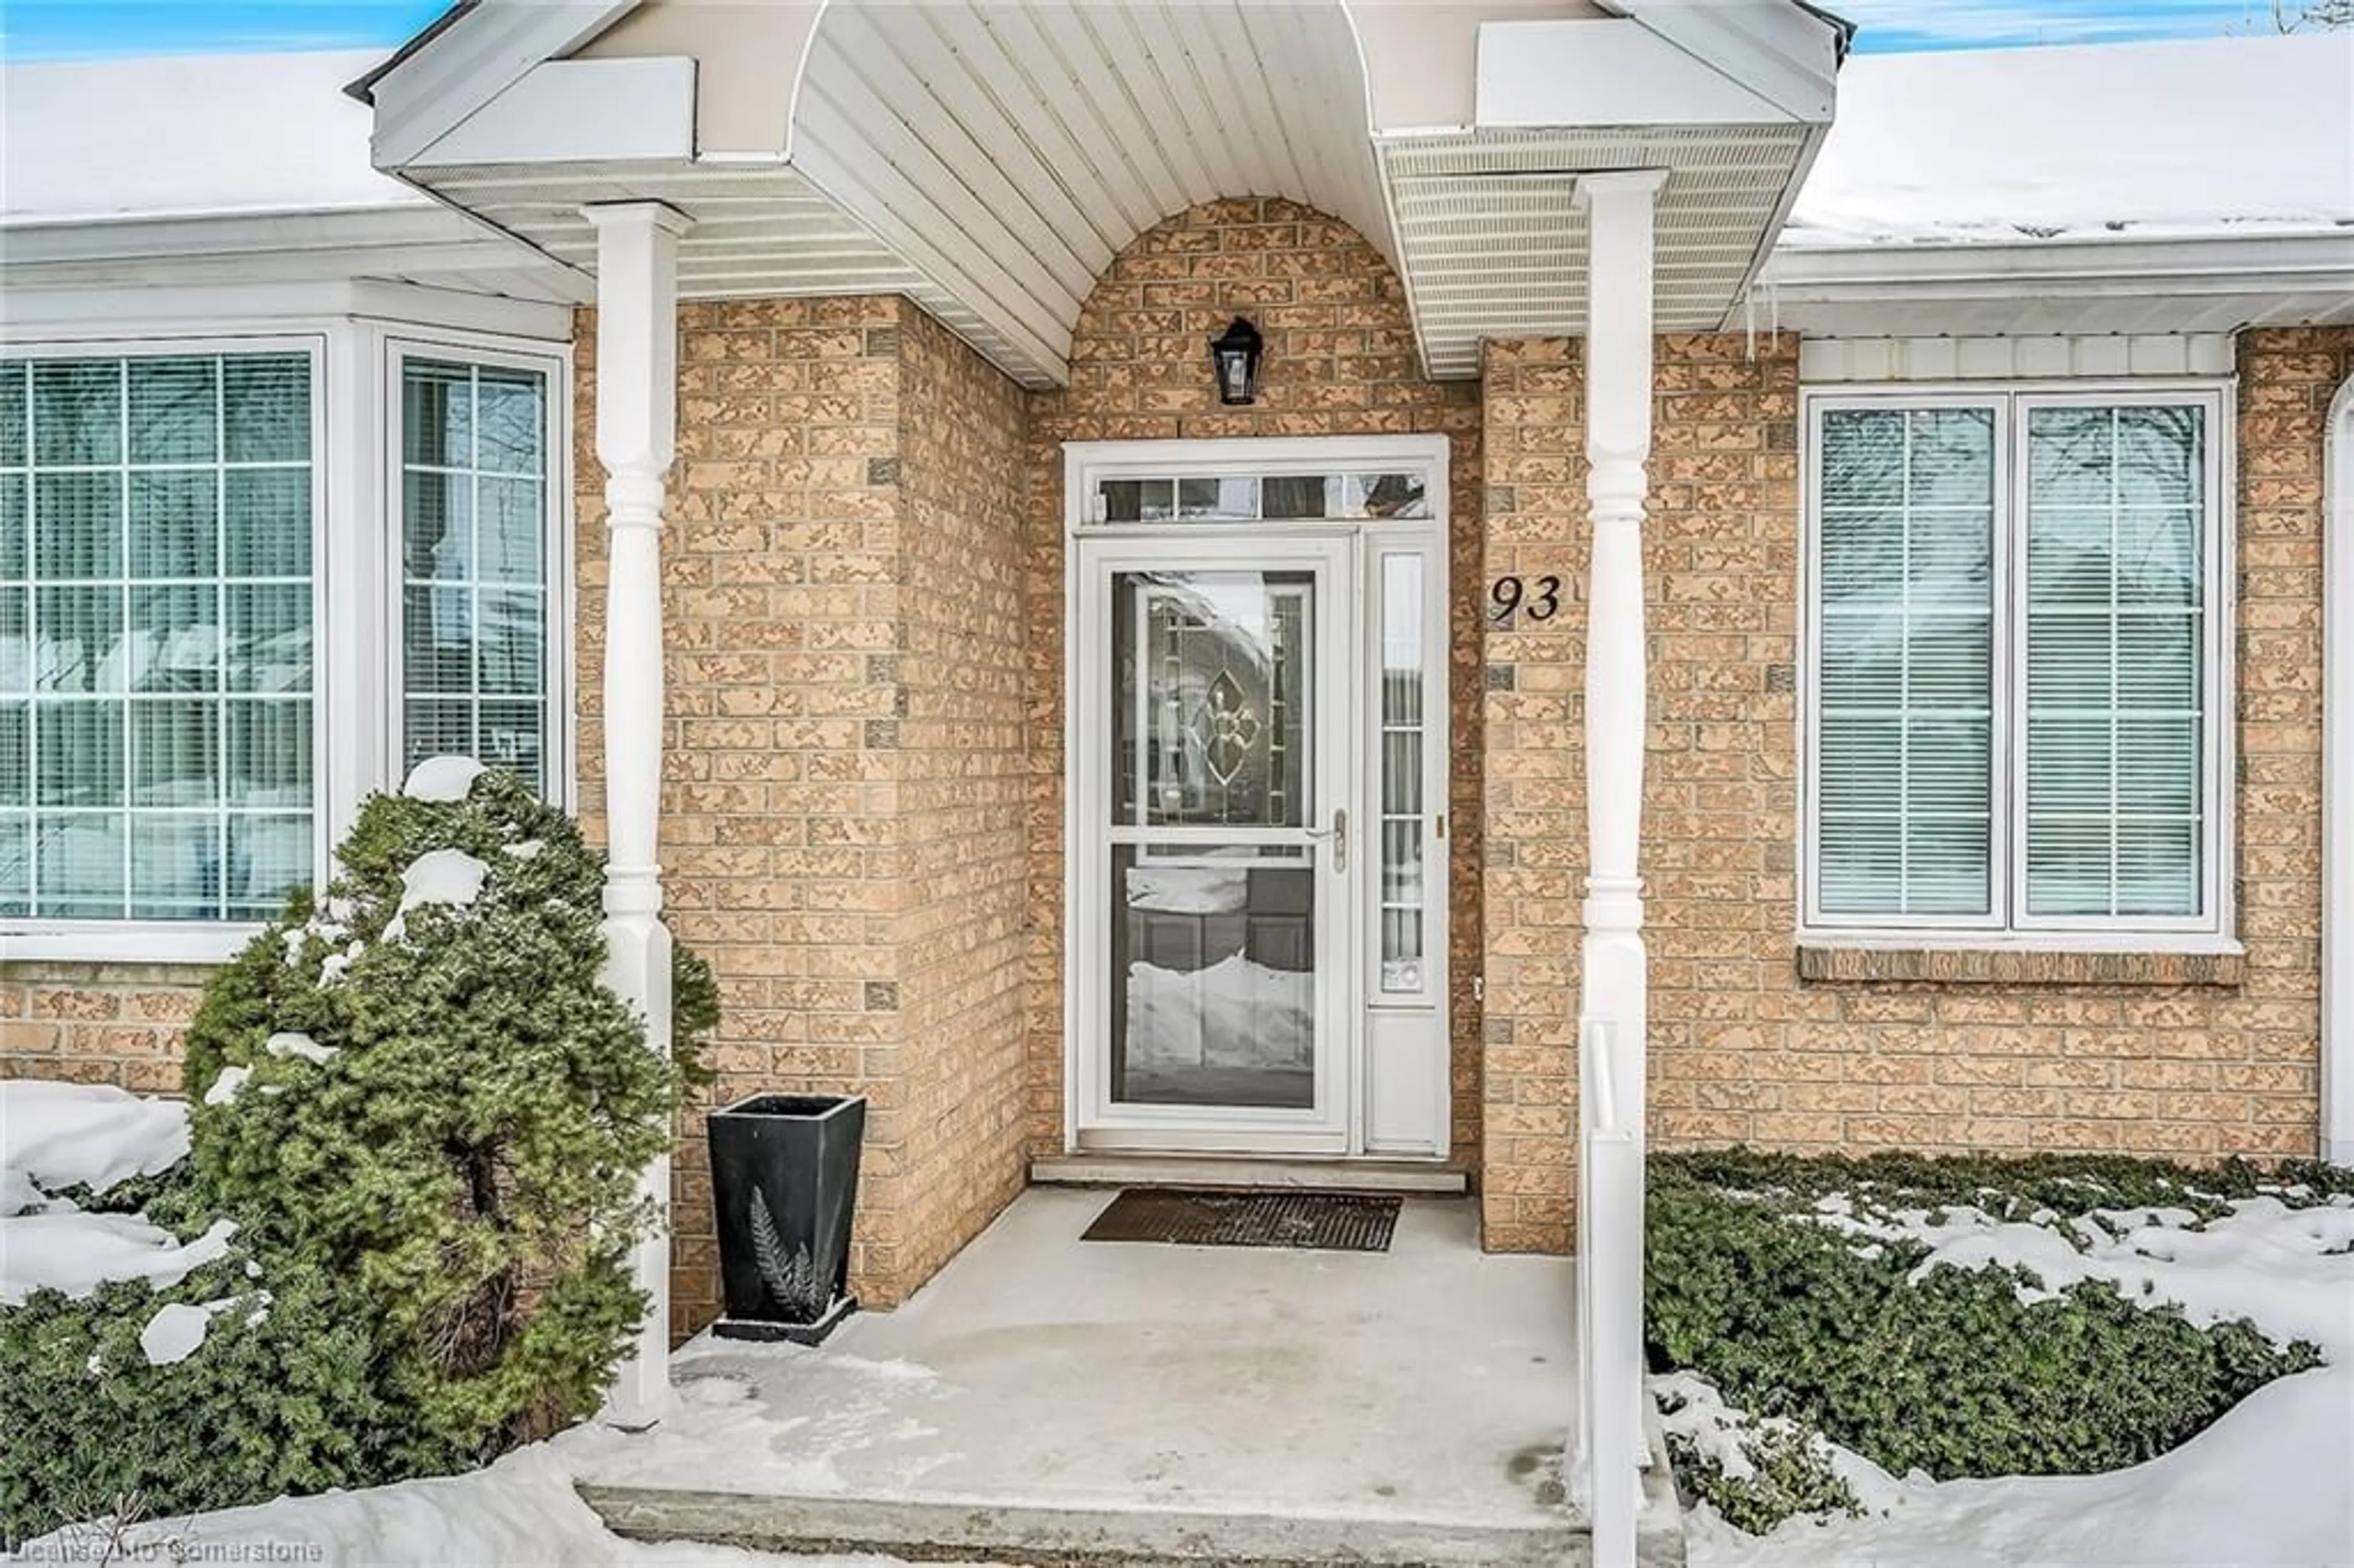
[1476,338,1592,1251]
[1022,198,1488,1165]
[0,965,208,1091]
[1478,327,2348,1250]
[575,295,1030,1329]
[888,307,1034,1290]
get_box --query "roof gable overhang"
[359,0,1849,386]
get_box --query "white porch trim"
[2326,368,2354,1168]
[587,199,691,1429]
[1572,167,1669,1568]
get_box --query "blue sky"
[0,0,2317,61]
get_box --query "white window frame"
[1,306,572,964]
[1799,381,2238,954]
[384,334,576,813]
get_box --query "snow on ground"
[1686,1187,2354,1568]
[11,1441,957,1568]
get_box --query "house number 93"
[1488,575,1562,626]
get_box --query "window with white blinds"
[0,352,316,922]
[1804,389,2226,940]
[398,356,554,796]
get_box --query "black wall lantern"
[1209,316,1263,406]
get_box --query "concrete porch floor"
[573,1188,1639,1566]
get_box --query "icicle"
[1744,289,1757,360]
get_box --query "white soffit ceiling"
[400,158,1037,381]
[787,0,1392,386]
[1383,126,1817,378]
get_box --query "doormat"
[1081,1188,1401,1253]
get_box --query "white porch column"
[585,199,691,1430]
[1572,168,1667,1568]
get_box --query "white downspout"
[2325,369,2354,1168]
[1573,167,1669,1568]
[585,199,693,1428]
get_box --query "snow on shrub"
[0,1085,381,1548]
[180,761,718,1473]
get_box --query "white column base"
[600,909,677,1431]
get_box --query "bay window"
[1,350,318,923]
[1802,387,2230,945]
[0,326,566,953]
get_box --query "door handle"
[1303,809,1347,872]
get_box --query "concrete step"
[580,1482,1588,1566]
[1030,1152,1470,1195]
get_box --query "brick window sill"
[1796,944,2245,988]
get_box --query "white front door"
[1065,437,1454,1160]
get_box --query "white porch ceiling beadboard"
[1381,126,1818,378]
[401,158,1038,379]
[785,0,1392,387]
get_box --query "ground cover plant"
[1646,1148,2349,1532]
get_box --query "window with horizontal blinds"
[399,357,551,794]
[0,353,315,921]
[2024,405,2206,919]
[1805,390,2223,940]
[1816,407,1996,918]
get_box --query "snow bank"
[12,1436,967,1568]
[1688,1363,2354,1568]
[0,1080,189,1197]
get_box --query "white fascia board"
[369,0,643,169]
[0,277,576,340]
[0,208,586,305]
[412,58,696,167]
[1600,0,1841,124]
[1477,19,1796,127]
[1764,231,2354,297]
[0,207,493,266]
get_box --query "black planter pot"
[707,1092,866,1345]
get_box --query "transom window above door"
[1800,387,2232,948]
[1091,471,1430,525]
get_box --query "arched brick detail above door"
[1019,198,1488,1173]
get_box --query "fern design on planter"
[748,1187,823,1322]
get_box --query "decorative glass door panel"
[1080,541,1351,1147]
[1067,438,1453,1160]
